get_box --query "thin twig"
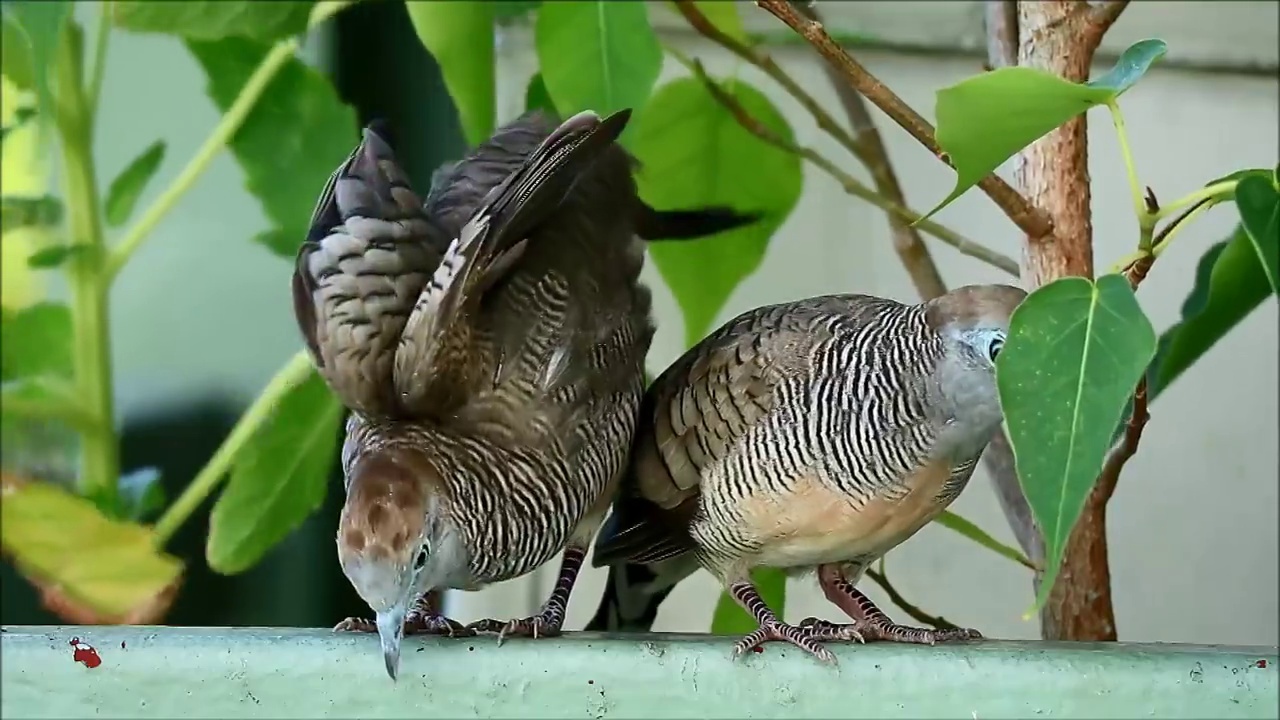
[754,0,1054,241]
[1088,1,1133,34]
[984,0,1019,70]
[1096,375,1148,505]
[675,55,1020,275]
[866,568,957,631]
[792,2,946,301]
[672,1,866,165]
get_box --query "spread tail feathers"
[636,205,761,242]
[392,109,632,413]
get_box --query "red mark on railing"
[69,637,102,669]
[1257,659,1269,669]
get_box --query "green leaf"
[104,140,166,228]
[405,1,495,148]
[534,0,662,141]
[525,72,557,115]
[186,37,358,259]
[997,274,1157,613]
[118,466,166,522]
[1234,174,1280,295]
[1,1,70,127]
[1,13,36,90]
[711,568,786,635]
[1,474,183,621]
[925,39,1167,220]
[206,369,343,574]
[933,509,1035,570]
[2,195,63,233]
[1205,167,1273,188]
[26,243,86,269]
[1150,224,1274,400]
[666,1,749,44]
[110,1,313,42]
[1,105,38,142]
[631,76,799,346]
[1,301,72,381]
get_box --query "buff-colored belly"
[738,463,953,569]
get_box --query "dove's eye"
[413,545,429,571]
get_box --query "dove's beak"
[376,605,406,681]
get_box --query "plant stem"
[1153,199,1219,257]
[87,1,111,118]
[1105,100,1154,250]
[104,39,299,282]
[1156,180,1237,220]
[54,16,117,510]
[151,350,314,546]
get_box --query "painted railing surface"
[1,626,1276,719]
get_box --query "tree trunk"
[1014,0,1117,641]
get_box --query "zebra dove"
[589,285,1027,662]
[292,108,754,679]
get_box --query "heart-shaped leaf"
[405,1,496,148]
[206,368,343,574]
[630,76,800,346]
[925,39,1167,221]
[104,140,166,228]
[534,1,662,144]
[997,274,1157,613]
[711,568,786,635]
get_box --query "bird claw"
[333,611,476,638]
[732,618,853,665]
[801,616,981,646]
[465,614,561,646]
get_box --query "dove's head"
[336,451,461,681]
[925,283,1028,452]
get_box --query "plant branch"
[1151,198,1216,258]
[104,39,298,281]
[671,52,1020,275]
[754,0,1054,241]
[865,568,957,631]
[104,1,354,282]
[54,15,117,510]
[984,0,1019,69]
[152,350,314,546]
[1156,180,1237,220]
[977,0,1047,571]
[87,1,111,118]
[671,1,865,165]
[1105,100,1155,250]
[1088,1,1133,35]
[792,1,946,301]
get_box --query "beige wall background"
[86,2,1276,645]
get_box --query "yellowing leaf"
[1,474,183,621]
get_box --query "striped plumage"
[589,285,1027,662]
[293,109,756,680]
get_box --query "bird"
[588,285,1028,663]
[291,107,759,680]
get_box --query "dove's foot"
[733,617,865,664]
[467,546,585,644]
[334,596,476,638]
[815,563,984,646]
[723,579,860,665]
